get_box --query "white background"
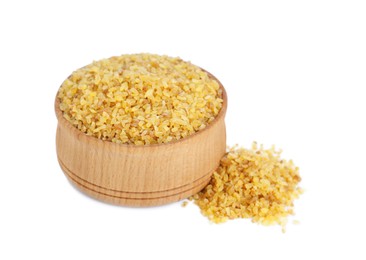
[1,1,365,259]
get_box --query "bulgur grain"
[58,53,223,145]
[181,201,189,207]
[191,142,303,228]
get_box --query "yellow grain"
[58,53,223,145]
[191,143,303,228]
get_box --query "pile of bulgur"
[190,142,302,230]
[58,54,223,145]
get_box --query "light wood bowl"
[55,71,227,206]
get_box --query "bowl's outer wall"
[55,71,227,206]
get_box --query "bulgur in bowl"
[55,53,227,206]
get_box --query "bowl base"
[58,157,211,207]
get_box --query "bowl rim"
[55,69,227,149]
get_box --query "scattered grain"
[181,201,189,207]
[191,142,303,228]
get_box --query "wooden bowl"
[55,71,227,206]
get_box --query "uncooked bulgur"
[58,53,223,145]
[190,142,302,229]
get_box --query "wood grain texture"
[55,72,227,206]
